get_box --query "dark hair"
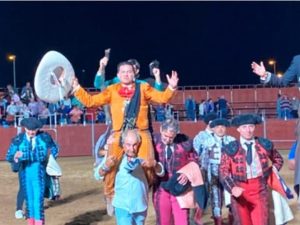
[117,61,135,72]
[127,59,140,71]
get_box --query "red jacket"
[220,137,283,193]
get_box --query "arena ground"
[0,151,299,225]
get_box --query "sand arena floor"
[0,151,299,225]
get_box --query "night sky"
[1,1,300,88]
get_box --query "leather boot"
[213,217,222,225]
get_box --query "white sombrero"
[34,50,75,103]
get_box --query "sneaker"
[15,210,24,219]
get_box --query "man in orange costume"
[72,61,178,200]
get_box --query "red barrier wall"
[0,119,296,160]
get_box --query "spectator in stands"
[0,94,9,115]
[84,107,98,124]
[20,82,34,105]
[6,84,18,99]
[216,95,230,119]
[185,95,196,121]
[6,100,20,125]
[38,103,50,125]
[198,100,205,120]
[0,105,3,124]
[205,98,215,114]
[62,96,72,112]
[155,104,166,122]
[165,103,174,119]
[28,98,39,118]
[276,93,282,119]
[69,105,83,124]
[280,95,291,120]
[48,102,59,126]
[291,96,299,118]
[57,103,70,125]
[96,107,106,123]
[18,102,31,119]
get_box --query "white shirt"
[25,134,36,149]
[240,137,262,179]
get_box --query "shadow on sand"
[45,188,100,209]
[64,209,111,225]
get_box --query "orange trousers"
[103,130,154,198]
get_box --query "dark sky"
[1,1,300,88]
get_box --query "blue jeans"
[115,207,147,225]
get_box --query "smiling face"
[117,64,135,85]
[122,130,140,158]
[237,124,255,140]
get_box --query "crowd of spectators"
[0,82,107,127]
[151,95,231,122]
[2,82,298,125]
[276,93,300,120]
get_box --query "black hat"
[231,114,262,127]
[20,117,43,130]
[210,118,230,128]
[161,173,191,196]
[203,112,218,125]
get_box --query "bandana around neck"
[118,86,135,98]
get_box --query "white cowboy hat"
[34,50,75,103]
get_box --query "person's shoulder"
[223,140,240,156]
[106,82,120,90]
[293,55,300,60]
[174,133,190,144]
[38,131,54,143]
[256,137,273,151]
[194,130,210,139]
[11,133,25,145]
[136,79,147,84]
[225,135,236,142]
[139,81,150,88]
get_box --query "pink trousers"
[153,187,189,225]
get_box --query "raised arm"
[72,77,111,107]
[144,70,178,103]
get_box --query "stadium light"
[268,59,276,76]
[7,54,17,88]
